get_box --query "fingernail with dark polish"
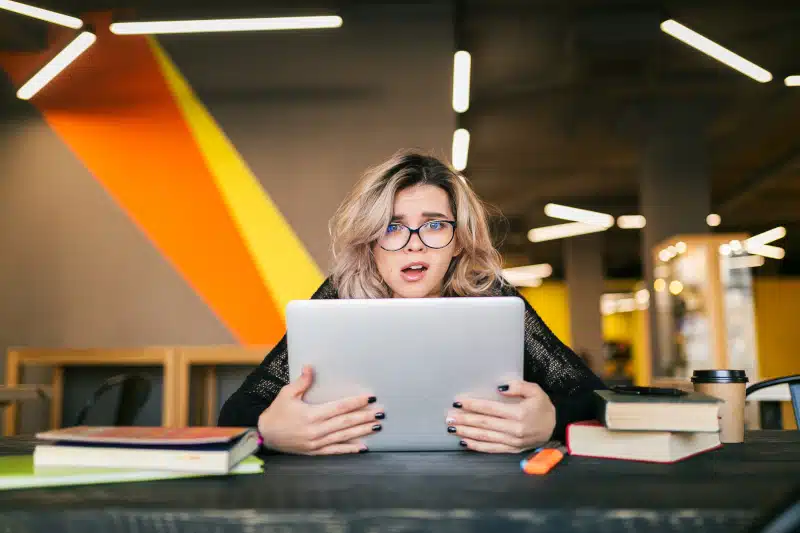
[368,396,377,404]
[459,440,468,447]
[453,402,462,408]
[498,384,509,391]
[375,412,385,420]
[447,426,457,433]
[372,424,382,432]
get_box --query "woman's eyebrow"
[390,211,449,223]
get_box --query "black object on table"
[0,431,798,533]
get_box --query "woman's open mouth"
[400,262,429,282]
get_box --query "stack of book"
[566,388,723,463]
[1,426,262,491]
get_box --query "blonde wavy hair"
[329,150,505,299]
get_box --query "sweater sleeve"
[217,278,339,427]
[499,283,607,441]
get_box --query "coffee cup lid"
[691,369,748,383]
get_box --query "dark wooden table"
[0,431,798,533]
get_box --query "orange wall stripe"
[0,14,285,346]
[148,39,324,314]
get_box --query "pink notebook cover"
[35,426,252,445]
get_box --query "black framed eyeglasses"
[378,220,457,251]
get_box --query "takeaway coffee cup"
[691,369,748,443]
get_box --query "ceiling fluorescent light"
[544,203,614,228]
[0,0,82,28]
[746,244,785,260]
[785,76,800,87]
[452,50,471,113]
[502,263,553,280]
[635,289,650,308]
[502,273,542,288]
[660,19,772,83]
[452,128,470,171]
[616,298,637,313]
[502,264,552,288]
[109,15,342,35]
[16,31,96,100]
[745,226,786,249]
[527,222,607,243]
[617,215,646,229]
[601,293,638,315]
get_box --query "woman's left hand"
[446,380,556,453]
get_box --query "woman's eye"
[428,221,443,230]
[387,224,401,233]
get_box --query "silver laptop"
[286,297,524,451]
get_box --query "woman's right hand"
[257,365,384,455]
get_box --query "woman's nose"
[406,232,426,251]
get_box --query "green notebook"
[0,454,263,491]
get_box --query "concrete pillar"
[564,233,605,374]
[638,102,712,376]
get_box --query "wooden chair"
[0,385,52,409]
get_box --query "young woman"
[218,151,605,454]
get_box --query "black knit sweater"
[218,277,606,442]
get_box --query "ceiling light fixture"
[452,50,471,113]
[660,19,772,83]
[16,30,96,100]
[501,264,553,287]
[785,75,800,87]
[601,296,638,316]
[706,213,721,227]
[109,15,343,35]
[527,222,607,243]
[617,215,646,229]
[503,263,553,279]
[601,292,644,315]
[744,226,786,250]
[0,0,82,28]
[544,203,614,228]
[635,289,650,307]
[452,128,470,171]
[746,244,785,260]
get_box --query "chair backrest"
[746,375,800,429]
[74,373,152,426]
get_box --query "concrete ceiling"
[3,0,799,277]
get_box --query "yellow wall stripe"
[148,38,324,313]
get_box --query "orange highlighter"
[520,444,568,475]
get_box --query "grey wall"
[162,2,456,270]
[0,2,455,431]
